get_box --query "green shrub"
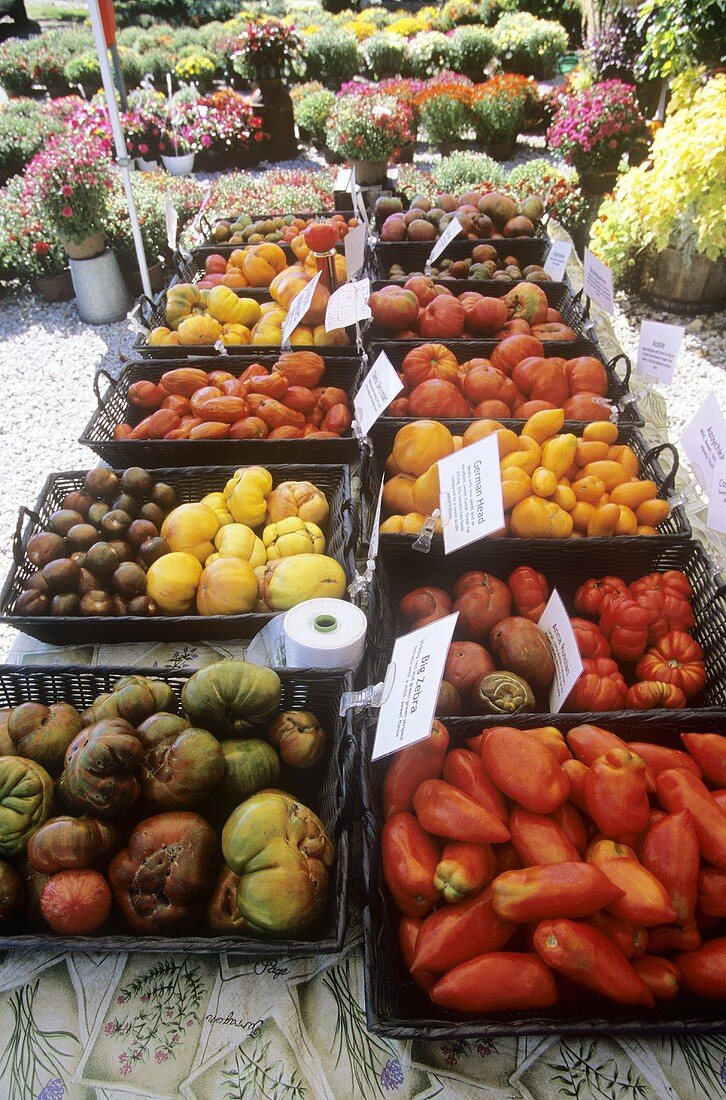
[406,31,457,78]
[491,12,568,77]
[437,0,507,30]
[294,85,336,144]
[140,47,177,82]
[361,32,409,79]
[451,25,495,78]
[0,100,64,180]
[518,0,581,44]
[303,28,361,87]
[0,175,67,283]
[417,93,474,146]
[64,47,144,90]
[431,150,506,192]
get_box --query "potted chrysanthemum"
[326,90,414,184]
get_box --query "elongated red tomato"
[434,841,497,903]
[628,741,701,780]
[697,866,726,917]
[648,920,701,954]
[641,810,699,925]
[525,726,572,764]
[398,916,435,990]
[586,911,648,959]
[551,803,588,856]
[491,862,624,922]
[676,937,726,999]
[584,748,651,844]
[632,956,681,1001]
[382,721,449,819]
[481,726,569,814]
[430,952,560,1013]
[412,886,516,975]
[534,919,654,1007]
[413,779,510,844]
[508,807,580,865]
[442,748,508,823]
[656,768,726,869]
[561,759,589,813]
[381,813,441,917]
[681,732,726,787]
[587,839,678,926]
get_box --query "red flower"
[33,241,50,255]
[61,184,72,197]
[61,205,73,218]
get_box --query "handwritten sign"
[584,248,615,314]
[427,217,464,267]
[325,277,371,332]
[682,393,726,533]
[538,589,584,712]
[437,434,504,553]
[543,239,572,281]
[281,270,321,348]
[354,351,403,436]
[372,613,458,761]
[636,319,684,386]
[344,223,366,279]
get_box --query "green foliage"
[638,0,726,79]
[451,25,495,78]
[64,46,144,89]
[303,27,361,87]
[293,85,336,144]
[431,150,506,193]
[418,94,474,146]
[491,12,569,77]
[406,31,457,78]
[361,32,409,80]
[0,99,64,179]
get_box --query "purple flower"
[139,995,148,1003]
[380,1059,404,1091]
[104,1022,114,1036]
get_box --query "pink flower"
[104,1021,115,1036]
[117,996,126,1004]
[61,205,73,217]
[155,1050,169,1063]
[61,184,72,197]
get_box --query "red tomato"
[40,869,112,934]
[304,222,338,253]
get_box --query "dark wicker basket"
[198,210,350,249]
[79,355,364,467]
[359,423,689,564]
[370,279,588,337]
[0,664,353,955]
[359,709,726,1038]
[367,337,642,428]
[364,537,726,703]
[0,464,357,644]
[372,237,552,280]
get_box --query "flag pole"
[87,0,152,298]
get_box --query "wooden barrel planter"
[642,246,726,315]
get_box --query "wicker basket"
[0,664,353,955]
[366,337,641,428]
[358,423,689,566]
[373,236,550,278]
[360,708,726,1038]
[79,355,364,467]
[0,464,357,645]
[198,211,350,250]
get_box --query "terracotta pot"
[351,159,388,185]
[487,138,517,162]
[642,245,726,315]
[59,231,104,260]
[31,267,74,303]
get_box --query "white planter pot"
[69,251,131,325]
[162,153,195,176]
[136,157,160,172]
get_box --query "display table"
[1,243,723,1100]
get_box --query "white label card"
[681,392,726,494]
[427,217,464,267]
[636,319,684,386]
[349,169,369,228]
[368,478,385,561]
[543,239,572,281]
[538,589,584,713]
[325,277,371,332]
[583,248,615,314]
[344,223,366,279]
[354,351,403,436]
[281,270,321,348]
[437,434,504,553]
[165,196,178,251]
[372,613,458,761]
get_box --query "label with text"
[543,239,572,281]
[538,589,584,713]
[349,169,369,227]
[583,248,615,314]
[372,613,458,760]
[281,270,321,348]
[344,223,367,278]
[637,319,684,385]
[437,433,504,553]
[354,351,403,436]
[325,277,371,332]
[681,392,726,494]
[427,217,464,267]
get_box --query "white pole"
[86,0,152,298]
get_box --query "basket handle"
[137,294,157,327]
[644,441,680,496]
[573,288,591,322]
[13,506,40,565]
[341,498,358,563]
[607,352,632,394]
[198,211,213,239]
[330,728,357,842]
[93,367,116,410]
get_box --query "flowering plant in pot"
[232,17,302,82]
[327,90,413,183]
[413,82,473,150]
[122,90,167,165]
[0,175,69,298]
[194,89,267,161]
[547,79,645,192]
[470,72,531,157]
[24,132,112,259]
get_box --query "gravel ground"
[0,148,724,659]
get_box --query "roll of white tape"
[283,598,367,669]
